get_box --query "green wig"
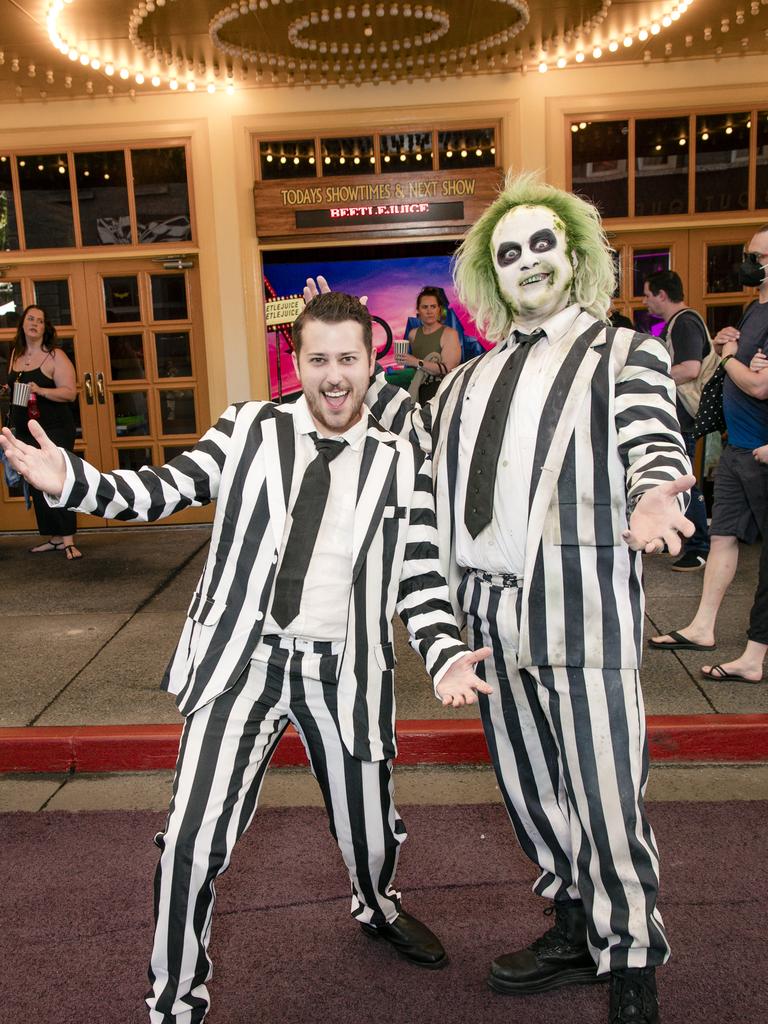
[453,171,616,343]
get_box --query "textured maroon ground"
[2,802,765,1024]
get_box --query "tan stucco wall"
[1,54,767,412]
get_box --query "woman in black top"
[5,305,81,559]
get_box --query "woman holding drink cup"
[3,305,81,559]
[396,287,461,403]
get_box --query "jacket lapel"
[352,428,398,579]
[263,409,296,550]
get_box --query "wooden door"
[0,258,213,531]
[606,228,691,332]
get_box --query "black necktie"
[270,433,347,629]
[464,330,544,539]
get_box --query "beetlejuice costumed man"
[361,173,696,1024]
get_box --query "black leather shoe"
[360,910,448,969]
[609,967,659,1023]
[488,901,604,994]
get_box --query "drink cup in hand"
[12,381,31,407]
[394,340,409,365]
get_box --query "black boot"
[488,901,603,994]
[609,967,659,1023]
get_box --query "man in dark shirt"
[651,224,768,654]
[643,270,711,570]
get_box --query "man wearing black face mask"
[651,224,768,659]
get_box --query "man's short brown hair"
[293,292,372,354]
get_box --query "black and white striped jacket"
[54,402,468,760]
[367,312,691,671]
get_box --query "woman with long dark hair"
[399,287,462,403]
[5,304,81,559]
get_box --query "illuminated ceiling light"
[556,56,567,68]
[460,149,468,158]
[58,164,66,174]
[119,67,129,79]
[324,155,331,164]
[207,82,216,93]
[679,137,687,145]
[445,149,453,157]
[105,63,114,76]
[650,23,661,35]
[187,80,196,91]
[90,58,100,70]
[415,152,423,160]
[135,72,145,84]
[592,46,602,58]
[701,131,709,140]
[638,28,649,41]
[266,153,273,162]
[37,162,44,171]
[280,155,287,163]
[151,75,161,87]
[383,154,391,162]
[79,54,89,65]
[294,156,300,164]
[400,153,407,161]
[671,10,681,19]
[68,48,78,61]
[475,148,482,156]
[226,81,234,95]
[655,143,662,151]
[623,35,633,47]
[339,155,346,164]
[83,169,90,176]
[579,121,587,129]
[104,172,110,180]
[369,155,375,163]
[725,125,733,134]
[571,124,579,133]
[309,155,316,164]
[747,119,752,128]
[575,50,585,63]
[608,40,619,52]
[169,78,179,90]
[662,15,672,27]
[490,146,496,154]
[538,60,548,72]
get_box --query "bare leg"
[651,535,739,647]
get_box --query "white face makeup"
[490,205,574,329]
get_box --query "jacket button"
[255,610,264,621]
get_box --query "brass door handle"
[83,372,94,404]
[96,371,106,404]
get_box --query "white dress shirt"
[263,395,368,641]
[455,304,583,575]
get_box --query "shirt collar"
[294,394,369,451]
[503,303,582,349]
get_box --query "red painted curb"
[1,716,768,773]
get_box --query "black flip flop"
[648,630,716,652]
[29,541,63,554]
[701,665,762,683]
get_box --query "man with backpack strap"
[643,270,714,570]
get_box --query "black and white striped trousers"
[460,571,670,975]
[146,636,407,1023]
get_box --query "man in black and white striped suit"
[0,292,491,1024]
[331,175,695,1024]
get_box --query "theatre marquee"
[253,167,503,241]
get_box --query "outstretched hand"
[303,275,368,306]
[435,646,493,707]
[0,421,67,497]
[622,476,696,555]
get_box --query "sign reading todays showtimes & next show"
[253,168,503,241]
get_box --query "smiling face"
[292,317,377,435]
[491,205,574,328]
